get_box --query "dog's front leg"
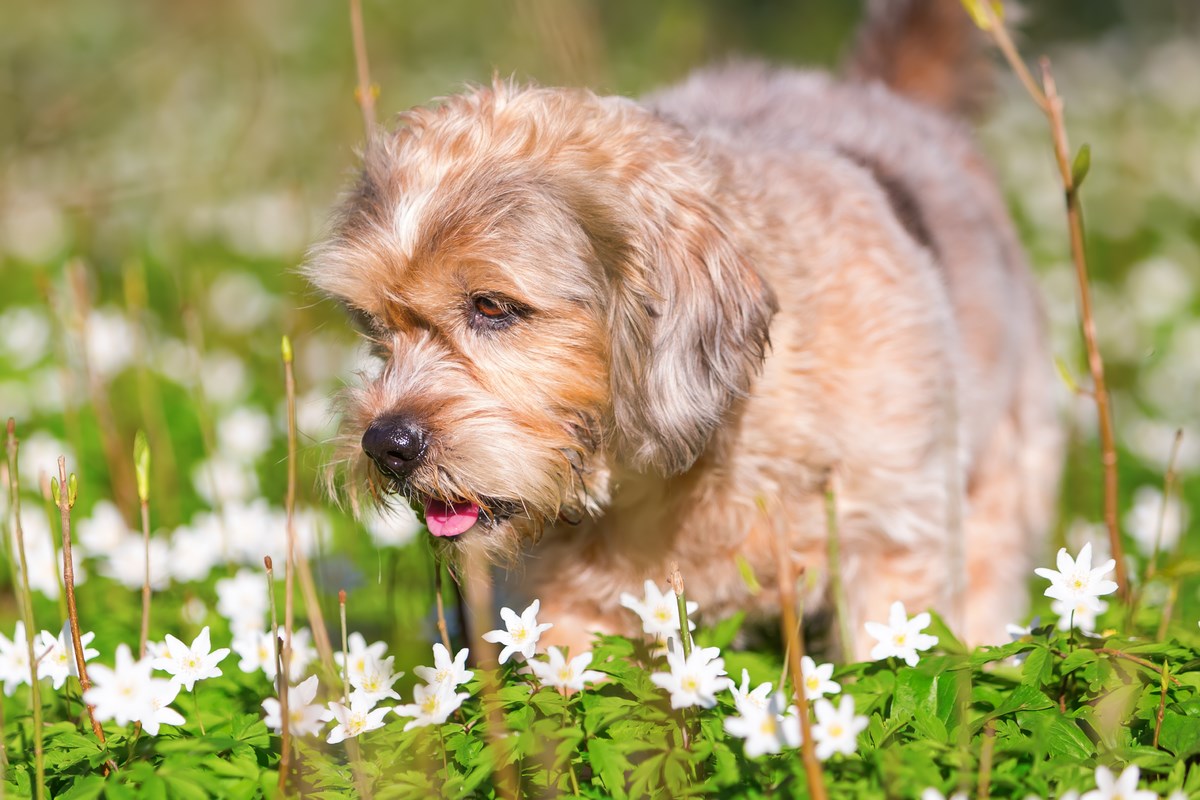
[839,539,959,663]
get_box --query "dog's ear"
[573,163,778,475]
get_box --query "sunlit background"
[1,0,1198,671]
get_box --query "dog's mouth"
[414,493,521,539]
[423,498,481,538]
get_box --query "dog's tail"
[844,0,996,119]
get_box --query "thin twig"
[463,548,519,799]
[339,591,350,706]
[135,431,152,659]
[348,0,377,140]
[1153,659,1169,748]
[66,262,137,515]
[768,517,827,800]
[279,335,336,681]
[1095,649,1180,684]
[823,474,853,663]
[433,556,453,652]
[977,721,996,800]
[669,563,692,659]
[338,590,375,799]
[265,557,290,793]
[975,4,1129,603]
[1146,429,1184,583]
[55,457,106,745]
[280,337,297,793]
[7,421,46,800]
[1157,580,1180,642]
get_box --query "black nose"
[361,415,427,480]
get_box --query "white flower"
[232,630,277,676]
[152,626,230,691]
[326,698,393,744]
[800,656,840,701]
[281,629,318,683]
[1005,617,1040,663]
[811,696,869,760]
[216,570,268,632]
[723,689,801,758]
[729,669,774,717]
[208,272,275,335]
[0,622,33,695]
[864,601,939,666]
[85,644,156,727]
[412,643,473,690]
[233,629,315,683]
[18,431,72,491]
[76,500,132,557]
[182,597,208,626]
[0,306,51,368]
[1081,765,1156,800]
[192,455,259,506]
[619,580,698,638]
[361,502,423,549]
[84,308,135,379]
[920,791,968,800]
[527,646,605,692]
[349,655,403,707]
[649,639,733,710]
[1052,596,1108,633]
[1125,485,1188,556]
[168,523,225,583]
[481,600,553,664]
[393,681,469,731]
[38,621,99,690]
[1034,543,1118,609]
[334,633,388,686]
[200,350,249,407]
[11,508,68,598]
[217,407,274,464]
[99,534,170,590]
[141,680,186,736]
[263,675,326,737]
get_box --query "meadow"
[1,2,1199,797]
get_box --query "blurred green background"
[1,0,1198,665]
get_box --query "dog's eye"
[469,295,519,330]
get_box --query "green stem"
[193,687,206,736]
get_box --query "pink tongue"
[424,500,481,538]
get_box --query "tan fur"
[306,17,1061,659]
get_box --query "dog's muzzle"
[361,414,427,481]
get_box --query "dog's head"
[305,80,776,556]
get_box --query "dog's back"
[642,0,1062,643]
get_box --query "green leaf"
[1159,712,1200,758]
[1071,144,1091,188]
[959,0,1004,30]
[1021,646,1054,688]
[1060,649,1098,674]
[587,738,631,800]
[134,429,151,502]
[57,776,106,800]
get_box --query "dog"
[305,0,1062,660]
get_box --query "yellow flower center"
[557,667,573,682]
[682,676,699,693]
[512,626,528,643]
[806,676,820,690]
[829,724,844,737]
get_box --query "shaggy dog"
[305,0,1062,658]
